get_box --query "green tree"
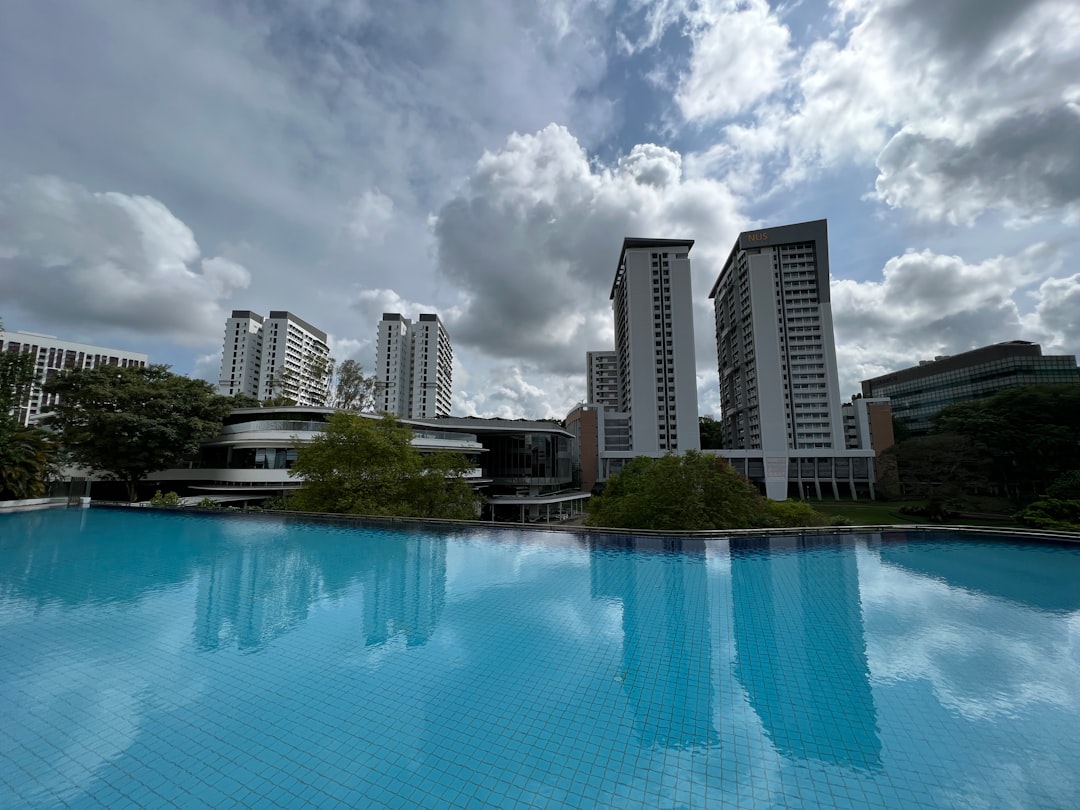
[42,364,234,501]
[332,359,377,411]
[698,415,724,449]
[305,353,334,406]
[288,412,481,519]
[932,385,1080,497]
[1014,469,1080,531]
[0,335,54,500]
[586,451,820,530]
[229,392,262,408]
[882,432,992,503]
[0,417,53,499]
[0,346,38,418]
[1045,469,1080,500]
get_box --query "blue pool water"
[1,509,1079,809]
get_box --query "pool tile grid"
[4,510,1080,808]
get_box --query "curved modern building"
[148,407,485,502]
[146,408,584,519]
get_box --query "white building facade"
[709,220,875,499]
[376,313,453,418]
[586,350,620,410]
[710,219,845,452]
[218,310,331,407]
[0,329,148,426]
[610,237,701,455]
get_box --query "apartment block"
[586,350,620,409]
[609,237,700,455]
[710,219,844,452]
[218,310,331,407]
[376,313,453,418]
[707,220,877,500]
[0,328,147,425]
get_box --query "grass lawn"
[807,497,1022,528]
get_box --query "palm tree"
[0,421,53,500]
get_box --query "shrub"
[261,495,291,511]
[762,499,829,528]
[150,490,182,507]
[1045,470,1080,501]
[1015,498,1080,531]
[194,496,220,509]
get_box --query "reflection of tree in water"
[589,535,719,749]
[0,509,448,653]
[730,535,882,772]
[0,509,215,609]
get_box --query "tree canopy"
[0,345,37,417]
[0,338,54,500]
[288,412,481,519]
[930,384,1080,497]
[880,432,992,501]
[332,359,377,411]
[586,451,827,531]
[42,364,234,501]
[698,416,724,449]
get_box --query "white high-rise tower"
[609,238,700,454]
[218,310,331,406]
[709,219,844,452]
[375,313,453,418]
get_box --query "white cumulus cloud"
[0,176,250,346]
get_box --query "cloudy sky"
[2,0,1078,418]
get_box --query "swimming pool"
[1,508,1078,808]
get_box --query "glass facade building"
[861,341,1080,437]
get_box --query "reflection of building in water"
[194,534,448,652]
[730,536,881,770]
[195,545,323,651]
[363,539,447,647]
[590,536,718,749]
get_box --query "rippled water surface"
[2,508,1078,808]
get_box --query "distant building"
[566,402,632,492]
[842,396,895,455]
[860,340,1080,437]
[218,310,331,406]
[375,313,453,419]
[586,350,620,409]
[609,237,700,455]
[841,396,896,491]
[218,311,265,399]
[0,328,147,425]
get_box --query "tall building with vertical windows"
[586,350,620,409]
[0,328,147,425]
[218,311,264,399]
[375,313,453,418]
[218,310,331,406]
[610,237,700,454]
[710,219,844,453]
